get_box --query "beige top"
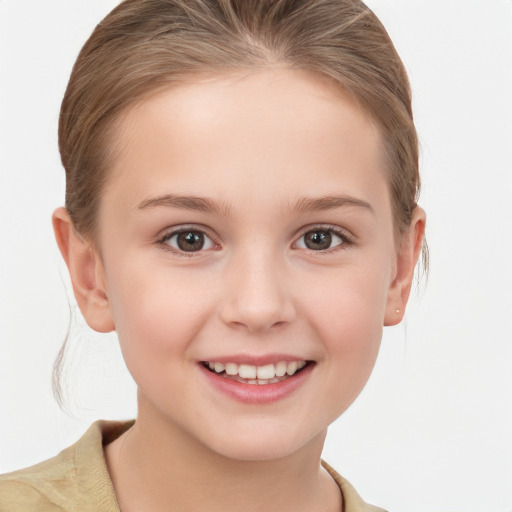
[0,421,386,512]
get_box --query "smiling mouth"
[200,360,313,385]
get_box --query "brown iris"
[303,230,332,250]
[176,231,205,252]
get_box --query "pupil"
[178,231,204,252]
[305,230,331,250]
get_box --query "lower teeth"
[211,371,296,385]
[223,374,286,385]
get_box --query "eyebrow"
[289,194,374,214]
[136,194,232,216]
[136,193,373,216]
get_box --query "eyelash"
[295,225,354,254]
[156,224,354,257]
[156,226,217,258]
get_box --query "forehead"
[104,68,388,215]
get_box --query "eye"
[162,229,215,253]
[295,228,347,251]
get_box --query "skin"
[53,68,425,512]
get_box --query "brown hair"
[55,0,426,402]
[60,0,421,240]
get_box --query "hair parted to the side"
[54,0,427,404]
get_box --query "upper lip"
[199,354,311,366]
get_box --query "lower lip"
[198,363,314,404]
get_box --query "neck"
[104,394,341,512]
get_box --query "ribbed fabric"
[321,460,386,512]
[0,421,385,512]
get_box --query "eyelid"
[156,224,220,256]
[293,224,355,252]
[154,223,354,256]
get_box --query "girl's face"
[86,69,415,460]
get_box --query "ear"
[52,207,115,333]
[384,207,426,326]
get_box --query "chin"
[202,423,326,463]
[211,440,302,462]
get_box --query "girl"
[0,0,427,510]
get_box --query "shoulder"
[321,460,387,512]
[0,420,132,512]
[0,443,79,511]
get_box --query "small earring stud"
[395,308,400,314]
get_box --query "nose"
[219,249,296,333]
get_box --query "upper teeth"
[207,360,307,379]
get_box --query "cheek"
[105,262,220,415]
[299,264,390,408]
[314,281,384,367]
[105,257,214,368]
[302,260,390,342]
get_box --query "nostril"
[218,265,296,331]
[225,317,290,333]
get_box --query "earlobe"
[52,207,115,333]
[384,207,426,326]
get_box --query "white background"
[0,1,511,511]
